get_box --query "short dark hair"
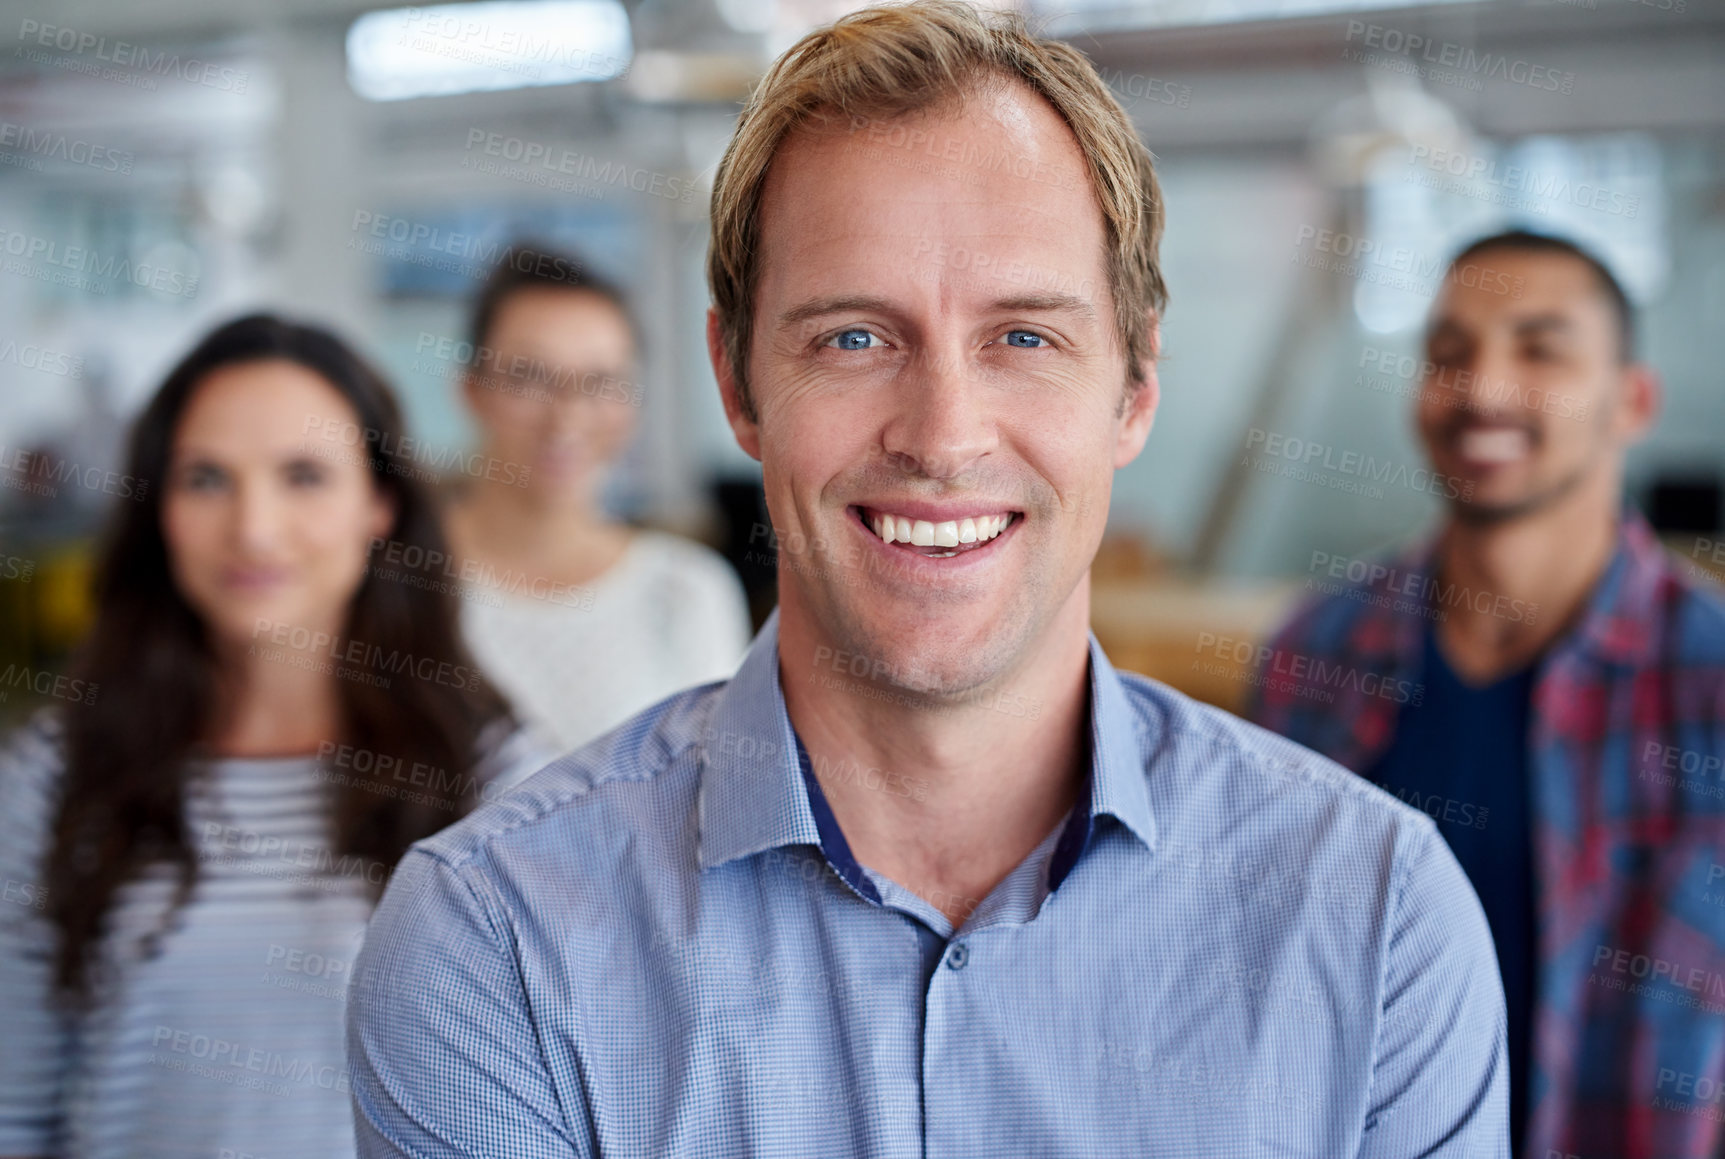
[1445,229,1636,363]
[464,240,637,365]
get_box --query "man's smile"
[852,504,1022,558]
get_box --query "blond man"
[349,4,1508,1154]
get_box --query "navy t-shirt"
[1367,621,1537,1152]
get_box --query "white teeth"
[866,509,1012,547]
[1458,428,1530,464]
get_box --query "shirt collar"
[1349,505,1673,674]
[1562,507,1672,667]
[696,608,822,871]
[696,608,1158,873]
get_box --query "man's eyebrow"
[988,293,1097,321]
[1512,313,1576,338]
[777,295,897,329]
[777,291,1100,330]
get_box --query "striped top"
[0,710,548,1159]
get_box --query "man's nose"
[1454,341,1520,417]
[878,350,998,480]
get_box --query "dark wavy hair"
[43,313,515,996]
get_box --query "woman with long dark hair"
[0,314,543,1159]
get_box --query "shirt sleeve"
[0,713,73,1156]
[1357,823,1510,1159]
[347,847,590,1159]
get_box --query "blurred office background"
[1,0,1722,719]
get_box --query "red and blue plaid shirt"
[1248,511,1725,1159]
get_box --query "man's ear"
[708,309,762,462]
[1614,361,1661,446]
[1113,310,1160,469]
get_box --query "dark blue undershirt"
[1367,621,1536,1154]
[793,733,1093,910]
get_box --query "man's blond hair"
[707,0,1168,420]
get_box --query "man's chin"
[1448,494,1540,527]
[823,610,1022,705]
[1445,466,1589,527]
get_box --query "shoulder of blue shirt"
[403,663,1451,888]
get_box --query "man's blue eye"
[1004,331,1045,348]
[828,329,878,350]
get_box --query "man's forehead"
[754,90,1106,300]
[1432,253,1614,333]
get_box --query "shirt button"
[946,943,969,970]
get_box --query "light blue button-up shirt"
[348,611,1508,1157]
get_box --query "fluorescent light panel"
[347,0,632,102]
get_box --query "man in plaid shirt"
[1250,229,1725,1158]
